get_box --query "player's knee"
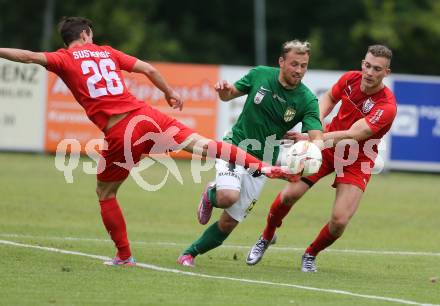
[218,217,238,233]
[281,189,303,205]
[330,215,349,234]
[96,183,116,201]
[96,186,104,199]
[216,191,239,208]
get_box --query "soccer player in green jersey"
[177,40,323,267]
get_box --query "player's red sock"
[262,193,293,241]
[99,198,131,260]
[305,223,337,256]
[212,141,267,171]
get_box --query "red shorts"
[97,104,195,182]
[301,148,373,192]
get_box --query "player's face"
[279,51,309,88]
[361,53,390,90]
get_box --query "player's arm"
[288,119,373,148]
[131,59,183,110]
[307,129,324,150]
[0,48,47,66]
[214,80,245,101]
[319,89,338,124]
[323,118,374,146]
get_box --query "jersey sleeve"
[44,50,66,74]
[234,67,259,94]
[331,71,357,101]
[365,99,397,134]
[301,97,323,132]
[107,46,138,72]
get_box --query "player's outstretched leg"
[182,135,297,181]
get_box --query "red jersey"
[329,71,397,161]
[44,43,145,131]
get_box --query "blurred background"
[1,0,440,73]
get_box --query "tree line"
[1,0,439,75]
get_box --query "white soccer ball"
[284,141,322,176]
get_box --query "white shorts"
[215,159,267,222]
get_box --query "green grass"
[0,152,439,305]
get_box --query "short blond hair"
[281,40,311,57]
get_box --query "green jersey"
[223,66,322,165]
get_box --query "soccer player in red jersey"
[246,45,397,272]
[0,17,294,266]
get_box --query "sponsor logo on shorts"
[218,171,240,179]
[245,199,258,215]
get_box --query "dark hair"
[58,16,93,46]
[367,45,392,62]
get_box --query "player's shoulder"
[369,86,397,119]
[49,47,69,55]
[89,44,114,54]
[251,65,278,75]
[245,66,277,82]
[100,44,115,51]
[97,45,127,60]
[342,70,362,81]
[56,47,68,53]
[44,47,69,62]
[378,86,397,109]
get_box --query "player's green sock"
[207,186,218,208]
[183,221,229,257]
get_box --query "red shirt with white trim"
[44,43,145,131]
[329,71,397,161]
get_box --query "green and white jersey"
[223,66,322,165]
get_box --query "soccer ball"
[284,141,322,176]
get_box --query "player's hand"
[214,80,232,94]
[165,90,183,111]
[261,166,302,182]
[283,131,309,142]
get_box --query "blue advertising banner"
[390,79,440,171]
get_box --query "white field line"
[0,239,438,306]
[1,233,439,257]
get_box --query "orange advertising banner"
[44,62,219,158]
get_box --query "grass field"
[0,152,439,306]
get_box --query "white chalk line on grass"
[0,239,437,306]
[1,233,439,257]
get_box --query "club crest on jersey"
[362,98,375,114]
[284,107,296,122]
[254,89,266,104]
